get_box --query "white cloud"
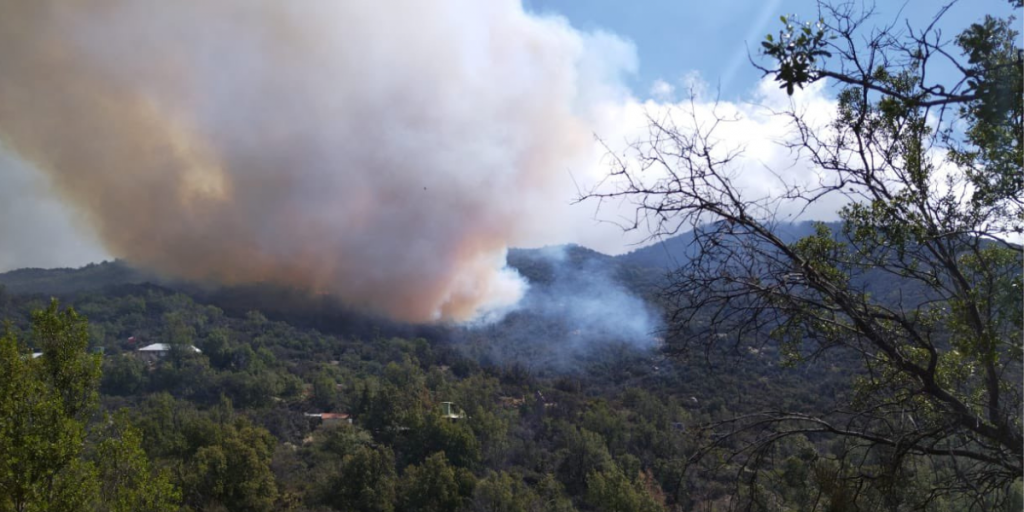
[528,72,842,255]
[649,79,675,101]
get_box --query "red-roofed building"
[304,412,352,427]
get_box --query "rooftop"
[137,343,201,353]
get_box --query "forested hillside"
[1,0,1020,509]
[2,227,1012,511]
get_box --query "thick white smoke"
[0,0,844,323]
[0,0,642,321]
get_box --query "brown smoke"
[0,0,604,321]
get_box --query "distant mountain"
[0,260,156,295]
[0,219,963,371]
[0,222,843,300]
[507,244,616,286]
[615,220,839,271]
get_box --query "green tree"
[583,0,1022,505]
[535,474,577,512]
[312,370,339,411]
[0,300,101,512]
[557,426,613,495]
[311,423,374,462]
[319,444,397,512]
[95,412,180,512]
[184,420,279,512]
[0,300,180,512]
[469,471,547,512]
[398,452,470,512]
[585,465,663,512]
[404,411,481,469]
[101,354,148,396]
[363,383,407,440]
[200,328,234,370]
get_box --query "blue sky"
[524,0,1017,101]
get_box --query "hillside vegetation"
[4,223,1010,511]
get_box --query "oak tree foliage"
[584,0,1023,506]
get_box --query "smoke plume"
[458,244,664,372]
[0,0,637,321]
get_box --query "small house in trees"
[136,343,201,362]
[304,412,353,428]
[440,402,465,421]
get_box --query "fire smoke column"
[0,0,606,321]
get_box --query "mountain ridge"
[0,221,845,298]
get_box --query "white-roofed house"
[136,342,201,362]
